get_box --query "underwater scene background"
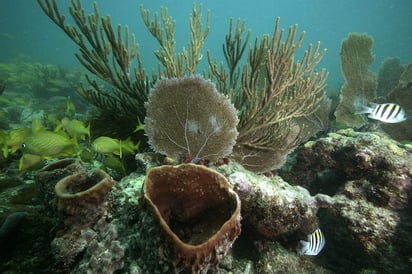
[0,0,411,273]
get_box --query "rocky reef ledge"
[1,129,411,273]
[282,128,412,273]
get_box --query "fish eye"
[21,143,26,149]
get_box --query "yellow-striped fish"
[65,96,76,117]
[6,127,31,153]
[21,131,78,157]
[299,228,325,256]
[92,136,122,158]
[19,153,44,171]
[121,137,140,155]
[58,117,90,141]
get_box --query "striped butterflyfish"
[299,228,325,256]
[356,103,407,123]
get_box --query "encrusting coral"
[51,218,126,273]
[145,76,239,163]
[214,162,334,240]
[54,168,116,227]
[283,128,412,273]
[140,164,241,273]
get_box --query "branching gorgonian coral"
[208,18,328,172]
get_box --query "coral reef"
[214,162,334,240]
[34,158,86,215]
[139,164,241,273]
[140,4,209,77]
[283,129,412,272]
[377,57,405,97]
[399,61,412,87]
[8,137,411,273]
[51,218,126,273]
[38,0,328,173]
[381,61,412,142]
[208,18,328,172]
[48,169,143,273]
[0,62,82,98]
[255,241,332,274]
[37,0,209,137]
[54,168,116,227]
[334,33,377,128]
[0,211,28,246]
[145,76,239,163]
[20,2,411,274]
[74,219,125,273]
[0,79,6,95]
[0,164,56,273]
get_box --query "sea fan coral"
[145,76,239,163]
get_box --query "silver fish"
[357,103,407,123]
[299,228,325,256]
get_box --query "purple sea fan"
[145,75,239,163]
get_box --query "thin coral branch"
[37,0,150,121]
[208,16,328,171]
[184,3,210,75]
[140,4,209,78]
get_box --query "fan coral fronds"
[145,76,238,163]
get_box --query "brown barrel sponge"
[35,158,86,214]
[55,169,116,227]
[143,164,241,273]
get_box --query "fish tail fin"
[135,140,141,151]
[298,240,309,255]
[2,145,8,158]
[72,135,80,149]
[86,121,91,144]
[119,139,123,159]
[54,122,62,132]
[353,96,372,114]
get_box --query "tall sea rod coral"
[208,18,328,172]
[39,0,328,173]
[37,0,209,136]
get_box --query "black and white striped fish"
[356,103,407,123]
[299,228,325,256]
